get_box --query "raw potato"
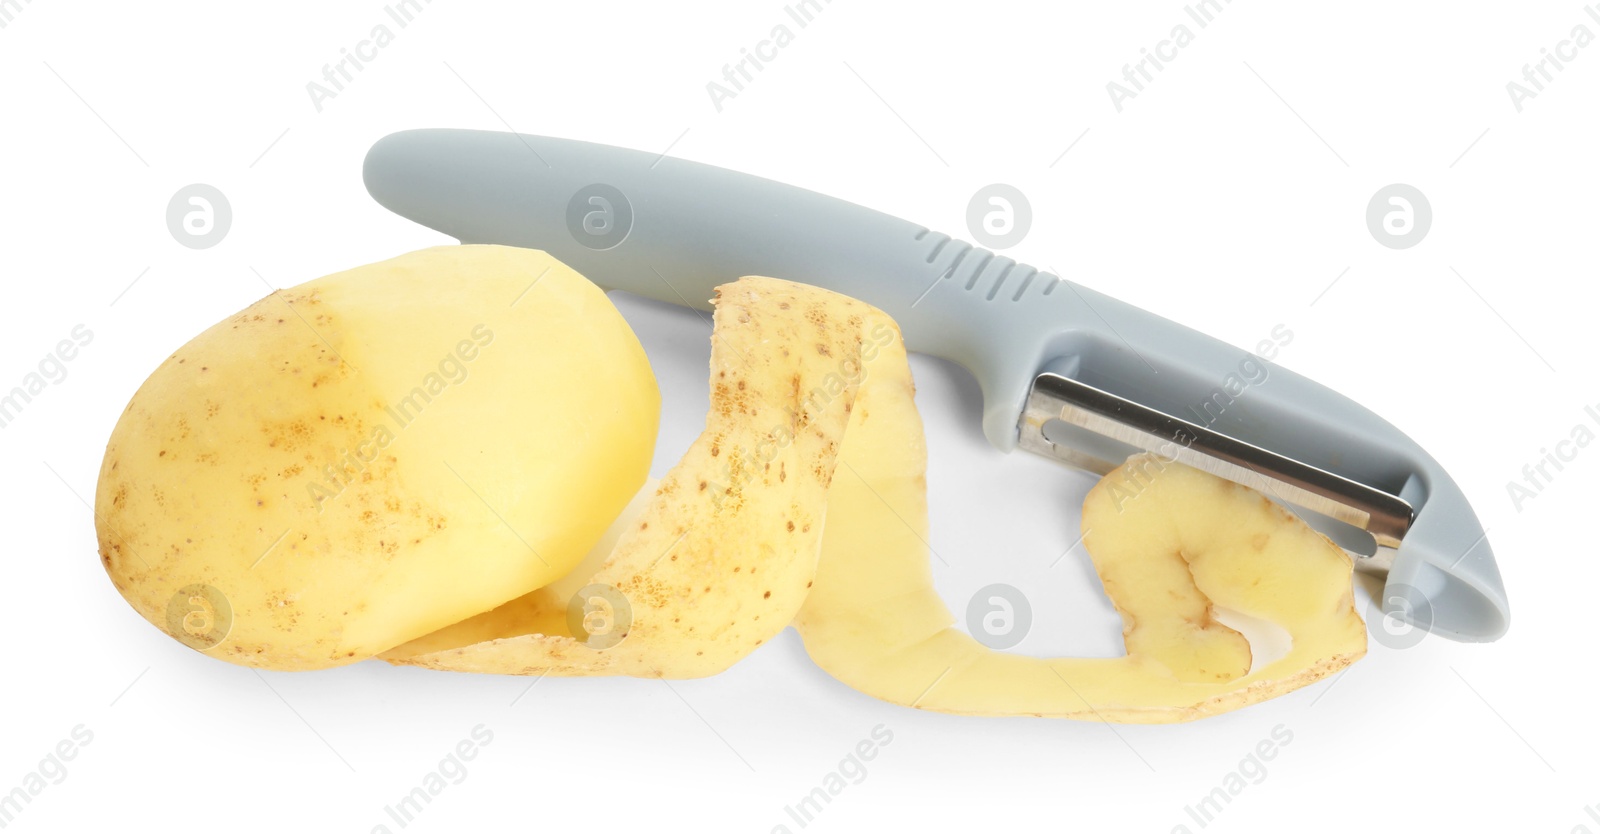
[96,246,658,670]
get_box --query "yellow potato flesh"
[96,246,658,670]
[381,479,658,660]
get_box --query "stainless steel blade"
[1017,373,1413,572]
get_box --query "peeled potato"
[95,246,659,670]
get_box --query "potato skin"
[96,246,659,670]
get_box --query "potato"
[95,246,659,670]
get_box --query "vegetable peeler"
[361,129,1508,643]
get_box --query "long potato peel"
[386,275,1366,722]
[797,444,1367,723]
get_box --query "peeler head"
[1019,372,1413,573]
[996,313,1508,644]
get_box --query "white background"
[2,1,1597,832]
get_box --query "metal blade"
[1017,373,1413,572]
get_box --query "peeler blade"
[1018,373,1413,574]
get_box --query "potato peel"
[797,444,1367,723]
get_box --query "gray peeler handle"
[363,129,1508,643]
